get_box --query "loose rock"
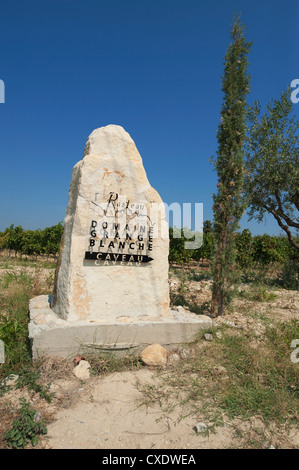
[176,306,187,315]
[193,422,208,434]
[203,333,214,341]
[73,360,91,380]
[178,347,190,359]
[223,320,237,328]
[167,352,180,365]
[34,411,43,422]
[2,374,19,387]
[141,344,168,367]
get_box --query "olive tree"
[244,89,299,251]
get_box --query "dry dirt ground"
[0,262,298,450]
[3,361,298,450]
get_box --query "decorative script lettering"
[85,192,154,265]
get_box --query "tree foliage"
[235,228,252,267]
[169,221,214,264]
[210,15,252,317]
[0,222,63,258]
[244,88,299,251]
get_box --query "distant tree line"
[0,223,64,259]
[169,222,298,267]
[0,220,297,267]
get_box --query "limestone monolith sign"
[28,125,213,358]
[51,124,169,322]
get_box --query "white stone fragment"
[73,360,91,380]
[194,422,208,434]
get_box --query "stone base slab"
[29,295,215,359]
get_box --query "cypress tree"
[210,16,251,317]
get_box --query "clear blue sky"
[0,0,298,235]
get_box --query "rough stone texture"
[28,295,216,358]
[51,125,169,322]
[203,333,214,341]
[73,360,91,380]
[140,344,168,367]
[194,422,208,434]
[178,347,190,359]
[167,352,181,364]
